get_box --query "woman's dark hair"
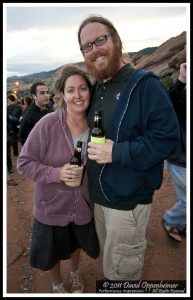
[54,64,92,94]
[8,94,16,102]
[24,96,32,106]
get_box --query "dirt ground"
[6,146,187,295]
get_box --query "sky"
[4,3,190,78]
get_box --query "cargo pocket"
[113,239,147,280]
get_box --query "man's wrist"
[178,75,186,84]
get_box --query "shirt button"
[101,96,103,100]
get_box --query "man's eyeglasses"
[80,33,114,53]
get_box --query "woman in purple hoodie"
[17,65,99,293]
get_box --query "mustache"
[89,50,107,61]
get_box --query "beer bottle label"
[91,136,105,144]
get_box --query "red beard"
[85,46,121,81]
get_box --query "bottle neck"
[91,113,105,142]
[94,117,102,128]
[70,142,82,166]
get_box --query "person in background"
[7,113,20,173]
[7,132,13,175]
[22,96,33,115]
[19,82,52,145]
[7,113,19,186]
[7,94,22,156]
[17,65,99,293]
[52,92,63,111]
[7,105,20,185]
[7,132,18,185]
[162,62,187,242]
[47,92,55,110]
[77,15,180,280]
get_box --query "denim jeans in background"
[163,161,186,231]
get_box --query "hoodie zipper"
[99,81,139,202]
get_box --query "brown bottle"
[91,111,105,144]
[70,141,82,167]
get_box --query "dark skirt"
[30,219,100,271]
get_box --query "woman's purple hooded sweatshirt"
[17,108,93,226]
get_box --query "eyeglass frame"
[80,32,114,53]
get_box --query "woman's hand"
[59,163,79,183]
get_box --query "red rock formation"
[131,31,186,80]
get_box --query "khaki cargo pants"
[94,203,151,280]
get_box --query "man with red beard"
[78,16,180,281]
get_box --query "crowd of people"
[7,85,53,185]
[7,15,187,294]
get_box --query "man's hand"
[87,139,114,164]
[178,62,186,84]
